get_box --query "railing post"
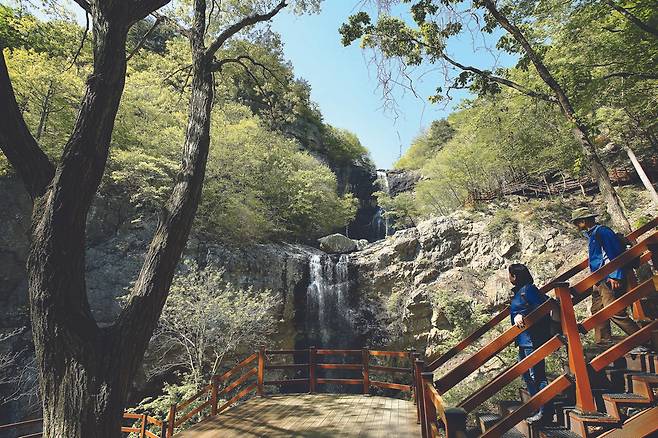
[140,413,147,438]
[421,372,435,437]
[626,269,649,320]
[414,360,427,437]
[257,349,265,396]
[211,376,218,415]
[160,420,168,438]
[556,283,597,413]
[362,349,370,395]
[167,404,176,438]
[443,407,467,438]
[412,353,421,415]
[309,346,316,394]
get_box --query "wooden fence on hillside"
[468,157,658,202]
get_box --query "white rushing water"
[306,254,351,347]
[373,170,392,239]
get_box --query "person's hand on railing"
[513,314,525,329]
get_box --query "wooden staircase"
[416,217,658,438]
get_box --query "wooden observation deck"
[176,393,419,437]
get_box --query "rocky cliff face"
[348,191,655,357]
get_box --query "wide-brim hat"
[571,207,597,222]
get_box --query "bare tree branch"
[441,52,558,103]
[205,0,287,57]
[72,0,91,13]
[64,12,89,72]
[126,16,164,62]
[0,51,55,199]
[601,71,658,81]
[605,0,658,39]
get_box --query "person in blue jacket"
[509,263,552,424]
[571,207,639,344]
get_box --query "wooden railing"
[122,413,166,438]
[0,418,42,438]
[426,216,658,373]
[418,217,658,438]
[0,413,166,438]
[164,347,416,437]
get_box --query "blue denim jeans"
[519,346,551,416]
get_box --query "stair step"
[603,392,652,421]
[625,352,649,372]
[622,371,655,392]
[538,426,581,438]
[601,392,650,403]
[477,412,501,433]
[497,400,522,418]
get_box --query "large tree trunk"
[27,14,133,437]
[482,0,632,233]
[0,0,282,434]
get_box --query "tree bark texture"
[0,0,285,435]
[481,0,632,233]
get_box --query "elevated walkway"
[176,394,419,437]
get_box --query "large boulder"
[318,233,358,253]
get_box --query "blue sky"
[271,2,516,169]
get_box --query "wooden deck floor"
[176,394,421,437]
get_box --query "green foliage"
[198,108,358,243]
[374,190,419,228]
[134,262,282,433]
[1,7,359,244]
[321,125,369,164]
[395,119,455,170]
[486,209,518,235]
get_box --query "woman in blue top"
[509,263,552,424]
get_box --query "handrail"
[590,320,658,372]
[457,335,565,412]
[570,231,658,295]
[425,216,658,373]
[474,274,658,437]
[580,276,658,332]
[162,347,415,437]
[0,413,166,438]
[433,298,559,393]
[480,375,573,438]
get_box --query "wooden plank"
[316,363,362,370]
[215,353,257,382]
[0,418,43,431]
[434,299,557,393]
[316,378,363,385]
[176,384,211,411]
[368,350,409,357]
[219,367,257,396]
[263,378,309,385]
[174,399,211,427]
[264,363,309,370]
[369,365,411,374]
[590,320,658,372]
[597,406,658,438]
[369,380,412,392]
[426,307,510,372]
[316,349,361,355]
[581,276,657,332]
[457,335,564,412]
[217,383,258,414]
[557,285,596,412]
[481,375,573,438]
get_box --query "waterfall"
[373,170,393,239]
[306,254,352,348]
